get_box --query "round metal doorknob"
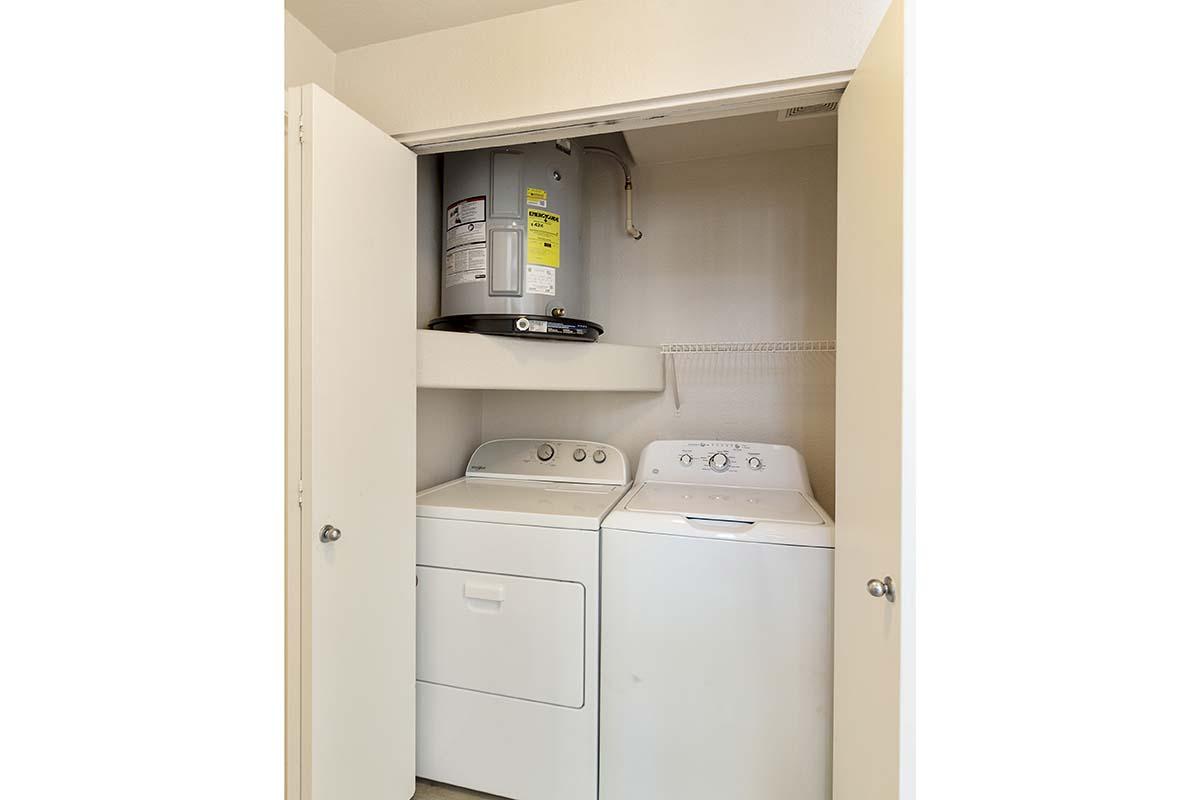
[319,524,342,543]
[867,576,895,602]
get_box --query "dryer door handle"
[464,583,505,603]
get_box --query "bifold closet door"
[286,83,418,800]
[833,1,912,799]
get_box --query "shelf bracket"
[669,352,681,413]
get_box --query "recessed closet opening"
[414,106,839,513]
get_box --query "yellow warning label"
[527,209,560,267]
[526,187,548,208]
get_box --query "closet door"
[833,1,912,799]
[286,84,418,800]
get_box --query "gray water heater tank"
[430,140,602,341]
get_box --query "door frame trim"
[394,71,853,154]
[284,84,313,800]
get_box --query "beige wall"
[285,11,335,91]
[332,0,889,135]
[415,389,483,490]
[479,142,839,509]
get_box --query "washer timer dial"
[708,452,730,472]
[537,443,555,461]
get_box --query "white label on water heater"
[447,196,485,228]
[446,220,485,250]
[526,264,556,296]
[445,196,488,288]
[446,196,486,257]
[445,245,487,288]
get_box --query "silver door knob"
[866,576,895,602]
[319,524,342,543]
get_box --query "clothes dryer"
[416,438,628,800]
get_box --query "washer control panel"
[465,438,628,486]
[636,440,813,494]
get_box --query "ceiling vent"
[777,92,844,121]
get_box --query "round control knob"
[709,452,729,471]
[537,443,555,461]
[748,457,763,470]
[593,449,607,464]
[679,454,693,466]
[573,448,587,462]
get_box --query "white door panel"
[415,566,586,708]
[833,1,912,798]
[600,530,833,800]
[286,83,418,800]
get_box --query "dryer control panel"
[634,440,813,494]
[465,438,628,486]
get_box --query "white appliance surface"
[624,481,824,523]
[416,438,627,800]
[608,481,832,547]
[417,477,626,530]
[633,439,816,493]
[603,439,833,547]
[600,440,834,800]
[463,436,628,484]
[417,565,585,708]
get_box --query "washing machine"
[415,438,629,800]
[600,440,835,800]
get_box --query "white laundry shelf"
[417,329,664,392]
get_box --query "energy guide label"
[526,209,560,267]
[444,246,487,288]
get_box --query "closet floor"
[415,778,506,799]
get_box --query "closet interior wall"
[415,153,482,490]
[413,131,838,510]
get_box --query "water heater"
[430,140,603,341]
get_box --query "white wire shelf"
[661,340,836,354]
[661,341,836,411]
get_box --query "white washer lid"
[603,481,833,547]
[626,482,827,525]
[416,477,628,531]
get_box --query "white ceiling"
[286,0,580,52]
[623,112,837,166]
